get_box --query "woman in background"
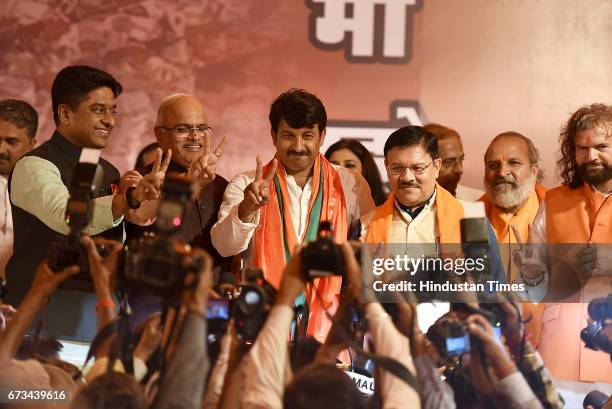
[325,139,387,206]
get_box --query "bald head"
[155,93,205,126]
[154,93,210,168]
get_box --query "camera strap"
[363,352,422,395]
[82,300,134,375]
[316,297,422,398]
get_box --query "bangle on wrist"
[520,270,545,286]
[96,299,115,312]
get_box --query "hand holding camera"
[182,248,214,315]
[81,236,123,300]
[466,314,516,379]
[30,262,80,302]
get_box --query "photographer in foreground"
[0,259,80,402]
[73,235,214,409]
[232,241,421,409]
[419,295,563,409]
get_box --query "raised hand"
[81,236,123,298]
[132,148,172,204]
[188,134,228,188]
[238,156,278,223]
[511,224,545,281]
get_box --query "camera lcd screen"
[446,334,470,356]
[493,326,502,341]
[207,300,230,320]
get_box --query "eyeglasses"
[388,161,434,176]
[157,124,213,136]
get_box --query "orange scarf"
[480,183,547,244]
[252,154,347,340]
[365,184,464,244]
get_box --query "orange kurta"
[365,184,464,244]
[539,183,612,382]
[480,185,547,345]
[480,184,547,246]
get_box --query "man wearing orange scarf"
[516,103,612,382]
[357,126,507,284]
[211,89,375,342]
[480,132,547,345]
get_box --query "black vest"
[5,131,122,307]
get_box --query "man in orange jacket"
[480,132,547,344]
[516,103,612,382]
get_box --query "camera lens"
[244,290,261,305]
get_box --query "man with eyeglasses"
[124,93,230,325]
[424,123,483,201]
[5,66,139,339]
[358,125,506,283]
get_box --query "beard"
[577,162,612,186]
[485,173,537,211]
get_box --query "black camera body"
[581,294,612,355]
[232,268,276,344]
[47,155,104,291]
[124,173,199,301]
[124,235,202,300]
[427,318,473,360]
[301,221,345,280]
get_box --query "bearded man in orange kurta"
[516,103,612,383]
[480,132,547,345]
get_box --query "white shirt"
[210,164,375,259]
[0,176,13,278]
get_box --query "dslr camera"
[427,317,473,362]
[124,173,203,301]
[205,268,275,345]
[46,150,111,290]
[581,294,611,356]
[232,268,276,344]
[301,221,346,280]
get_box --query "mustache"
[398,182,420,189]
[492,177,517,187]
[288,149,309,156]
[0,154,10,161]
[581,161,605,168]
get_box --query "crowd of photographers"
[0,64,611,409]
[0,231,576,409]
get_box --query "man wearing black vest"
[5,66,135,340]
[124,93,231,324]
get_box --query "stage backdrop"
[1,0,610,189]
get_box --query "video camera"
[46,149,111,291]
[124,173,203,301]
[581,294,611,356]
